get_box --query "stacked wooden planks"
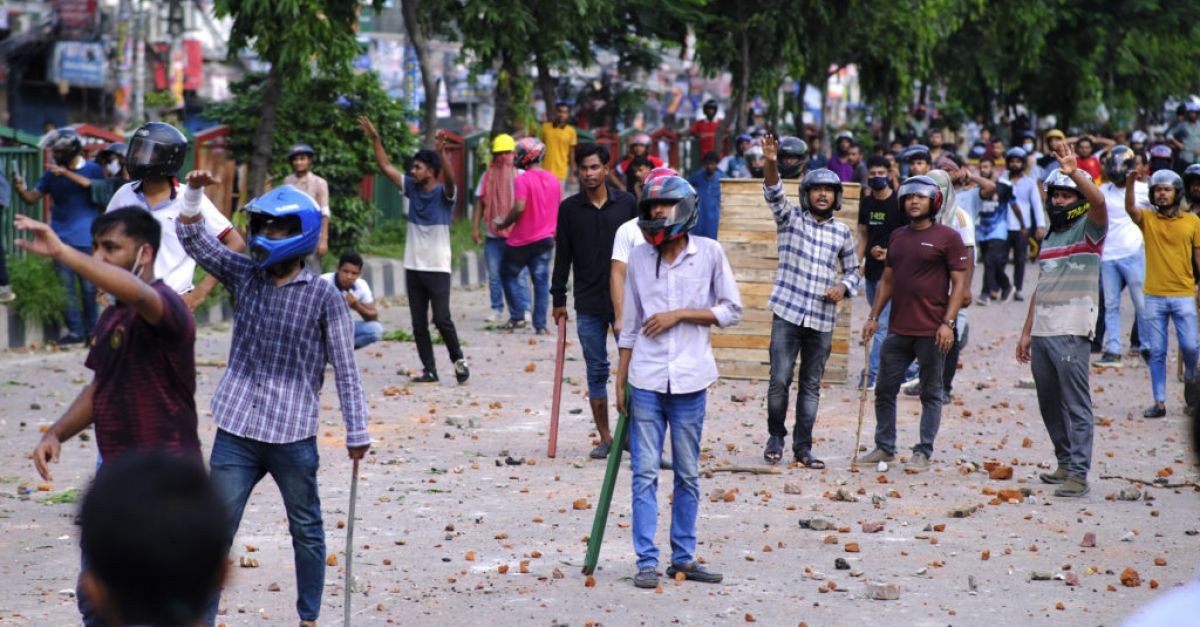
[712,178,861,384]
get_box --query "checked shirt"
[178,219,370,447]
[764,181,860,332]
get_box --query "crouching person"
[614,175,743,589]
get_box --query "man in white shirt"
[1095,146,1151,367]
[320,251,383,350]
[107,122,245,309]
[999,147,1046,301]
[615,175,742,591]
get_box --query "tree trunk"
[491,51,518,136]
[730,26,750,136]
[246,63,283,199]
[401,0,438,148]
[534,49,557,120]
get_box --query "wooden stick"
[851,341,870,469]
[1099,475,1200,489]
[547,316,567,458]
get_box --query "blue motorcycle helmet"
[244,185,322,269]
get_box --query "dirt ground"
[0,268,1197,627]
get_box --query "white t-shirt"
[108,182,234,294]
[1100,181,1150,261]
[320,272,374,305]
[1000,173,1046,231]
[611,218,644,263]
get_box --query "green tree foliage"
[213,0,382,197]
[204,71,416,255]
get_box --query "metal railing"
[0,146,49,258]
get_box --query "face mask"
[106,160,121,176]
[867,176,889,191]
[1022,143,1034,153]
[128,246,145,279]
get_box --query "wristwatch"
[942,319,956,330]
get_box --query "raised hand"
[761,134,778,162]
[186,169,221,189]
[1055,142,1077,176]
[358,115,379,141]
[13,214,65,259]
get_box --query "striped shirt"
[763,181,860,332]
[1032,214,1106,338]
[177,220,370,447]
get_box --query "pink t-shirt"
[507,168,562,247]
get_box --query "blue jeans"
[864,278,892,383]
[576,312,614,399]
[766,315,832,454]
[486,236,528,313]
[1100,251,1146,355]
[1144,295,1199,403]
[57,244,98,338]
[501,237,553,329]
[354,320,384,349]
[629,387,705,570]
[207,430,325,622]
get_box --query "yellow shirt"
[539,122,577,181]
[1139,209,1200,297]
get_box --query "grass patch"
[359,219,482,268]
[37,488,82,505]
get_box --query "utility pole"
[132,0,146,124]
[115,0,133,129]
[167,0,184,109]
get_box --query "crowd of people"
[8,96,1200,623]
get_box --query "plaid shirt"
[178,220,370,447]
[764,181,860,332]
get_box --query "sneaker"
[1013,291,1025,302]
[902,379,921,396]
[665,562,723,584]
[409,369,439,384]
[497,319,527,332]
[589,441,611,459]
[1187,377,1200,409]
[55,334,85,345]
[484,309,506,323]
[856,448,895,464]
[856,370,876,392]
[1054,476,1090,498]
[905,451,930,472]
[901,374,919,390]
[454,359,470,384]
[975,295,990,307]
[1039,466,1069,484]
[633,567,659,589]
[535,327,550,336]
[0,285,14,304]
[1143,404,1166,419]
[1000,286,1013,302]
[1093,353,1122,368]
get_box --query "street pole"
[132,0,146,124]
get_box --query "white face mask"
[1022,143,1034,153]
[128,246,145,279]
[106,160,121,176]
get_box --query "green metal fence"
[0,145,48,259]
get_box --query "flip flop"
[763,435,785,464]
[796,452,826,469]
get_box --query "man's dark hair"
[555,101,571,111]
[413,149,442,177]
[629,155,653,171]
[575,143,610,167]
[702,150,720,164]
[92,207,162,255]
[80,452,228,627]
[339,250,364,270]
[866,155,890,170]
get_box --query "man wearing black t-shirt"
[857,156,908,389]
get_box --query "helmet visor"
[126,137,179,168]
[249,214,302,240]
[897,181,938,200]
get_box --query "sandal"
[498,319,527,331]
[763,435,785,464]
[796,451,826,469]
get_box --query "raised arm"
[15,214,164,324]
[435,132,456,201]
[359,115,406,189]
[762,133,780,187]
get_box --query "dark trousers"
[980,239,1010,295]
[1006,230,1028,292]
[766,315,833,454]
[0,236,8,285]
[405,269,463,373]
[874,334,945,457]
[1030,335,1094,478]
